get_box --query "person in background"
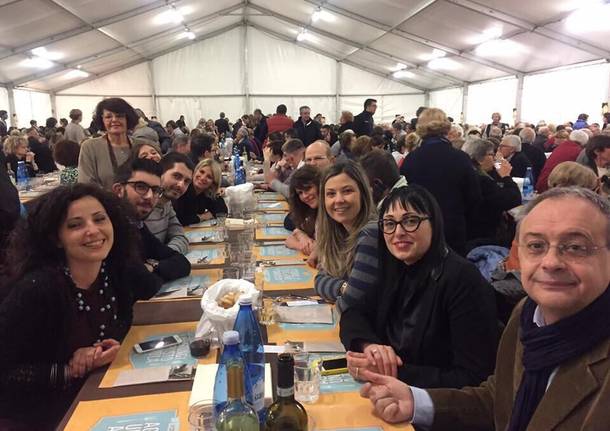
[391,134,409,167]
[112,158,190,282]
[353,99,377,137]
[519,127,546,183]
[53,140,81,185]
[351,136,372,160]
[215,112,230,138]
[144,153,193,254]
[483,112,508,138]
[26,127,57,174]
[573,113,589,130]
[175,115,186,129]
[285,165,321,258]
[132,141,162,163]
[400,108,481,256]
[580,134,610,178]
[0,150,19,250]
[134,109,170,153]
[294,105,322,147]
[547,161,599,191]
[314,161,378,313]
[59,118,68,129]
[536,129,589,193]
[496,134,532,178]
[46,117,58,131]
[4,135,38,177]
[360,149,408,207]
[253,108,268,144]
[321,124,337,146]
[173,158,227,226]
[78,98,145,190]
[304,140,334,169]
[171,135,190,155]
[64,109,87,144]
[189,134,215,164]
[266,104,294,136]
[0,184,161,429]
[334,130,356,162]
[533,126,550,152]
[338,111,355,134]
[166,120,184,140]
[0,110,8,138]
[341,185,498,389]
[464,139,521,249]
[264,138,305,198]
[359,187,610,431]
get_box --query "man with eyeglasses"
[358,187,610,430]
[144,153,194,254]
[112,158,190,282]
[304,140,334,169]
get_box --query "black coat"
[172,184,228,226]
[254,116,268,143]
[521,142,546,184]
[0,119,7,137]
[0,152,19,247]
[508,151,532,178]
[400,136,481,256]
[353,111,374,137]
[215,118,230,137]
[28,137,57,174]
[138,224,190,282]
[340,250,499,389]
[293,118,321,146]
[338,122,354,134]
[466,172,522,246]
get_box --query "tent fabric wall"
[340,64,421,95]
[0,87,9,120]
[248,28,337,95]
[55,96,154,124]
[430,87,463,122]
[156,96,245,129]
[58,63,153,96]
[13,89,52,126]
[153,28,243,96]
[466,78,518,126]
[340,95,425,125]
[521,63,610,126]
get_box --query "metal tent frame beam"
[0,0,191,62]
[247,3,464,85]
[303,0,521,76]
[445,0,610,60]
[11,4,245,87]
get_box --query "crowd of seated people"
[1,97,610,430]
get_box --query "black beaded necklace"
[64,261,118,343]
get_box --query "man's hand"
[359,369,415,424]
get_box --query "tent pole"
[335,61,341,124]
[7,87,16,122]
[50,92,57,118]
[148,60,158,118]
[243,25,250,115]
[515,74,524,125]
[461,84,468,125]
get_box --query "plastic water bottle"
[16,161,29,191]
[213,331,255,420]
[234,155,246,185]
[522,167,534,203]
[233,296,266,422]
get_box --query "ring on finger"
[355,367,359,378]
[371,349,379,355]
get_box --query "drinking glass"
[293,353,320,404]
[188,399,214,431]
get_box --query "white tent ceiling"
[1,0,609,93]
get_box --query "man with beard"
[112,158,190,282]
[144,153,193,254]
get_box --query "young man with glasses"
[112,158,190,282]
[360,187,610,431]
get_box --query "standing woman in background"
[78,98,147,190]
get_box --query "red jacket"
[535,140,583,192]
[266,114,294,135]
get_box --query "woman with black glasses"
[340,185,499,389]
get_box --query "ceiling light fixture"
[31,47,63,61]
[390,62,408,72]
[475,39,525,57]
[312,8,322,22]
[468,25,503,45]
[180,26,196,40]
[392,70,415,79]
[419,48,446,61]
[154,4,185,25]
[20,57,55,69]
[311,7,335,22]
[65,69,90,79]
[296,29,308,42]
[427,57,461,70]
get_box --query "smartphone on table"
[320,356,348,376]
[133,335,183,354]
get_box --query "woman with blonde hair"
[400,107,481,256]
[173,158,227,225]
[547,161,599,191]
[4,135,38,177]
[314,161,378,313]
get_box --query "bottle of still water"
[16,161,29,191]
[233,296,266,422]
[522,167,534,203]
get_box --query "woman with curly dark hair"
[77,97,147,190]
[0,184,161,430]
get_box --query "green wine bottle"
[265,353,308,431]
[216,359,260,431]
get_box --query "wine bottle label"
[277,386,294,397]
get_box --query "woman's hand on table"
[199,211,214,221]
[362,343,403,378]
[68,346,102,379]
[306,248,318,268]
[359,369,415,424]
[92,339,121,368]
[347,351,380,380]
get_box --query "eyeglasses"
[519,240,607,260]
[379,215,430,234]
[124,181,164,198]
